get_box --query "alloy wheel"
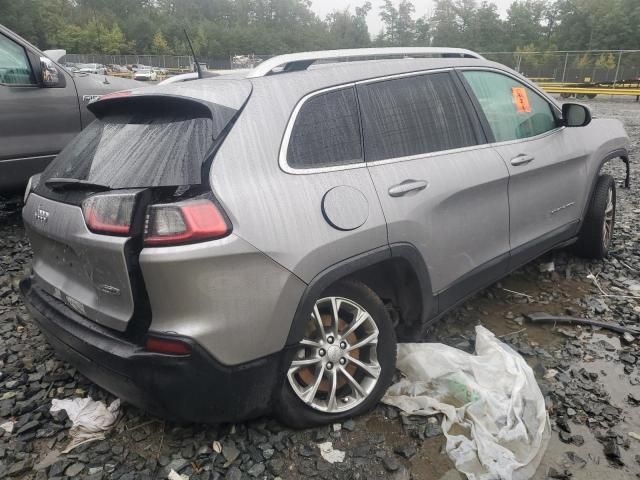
[287,296,381,413]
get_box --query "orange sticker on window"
[512,87,531,113]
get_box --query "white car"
[77,63,107,75]
[133,69,158,81]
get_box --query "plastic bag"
[383,326,550,480]
[50,397,120,452]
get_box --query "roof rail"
[246,47,484,78]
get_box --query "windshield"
[37,100,216,190]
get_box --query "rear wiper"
[45,178,111,191]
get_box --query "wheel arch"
[581,148,629,224]
[285,243,435,346]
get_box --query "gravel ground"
[0,97,639,480]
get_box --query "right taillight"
[144,199,230,247]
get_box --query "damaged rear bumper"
[20,277,289,423]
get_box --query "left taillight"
[82,191,137,236]
[24,174,41,203]
[144,199,230,247]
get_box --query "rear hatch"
[24,79,252,334]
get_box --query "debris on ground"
[383,326,550,480]
[167,469,189,480]
[525,311,640,335]
[317,441,346,463]
[50,397,121,452]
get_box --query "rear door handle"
[510,154,535,166]
[388,180,428,197]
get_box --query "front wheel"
[574,174,616,259]
[276,279,396,428]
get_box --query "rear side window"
[39,99,216,189]
[462,70,557,142]
[357,72,478,162]
[287,87,362,169]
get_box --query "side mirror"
[40,56,61,87]
[562,103,592,127]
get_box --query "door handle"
[510,154,535,166]
[388,180,428,197]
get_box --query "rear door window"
[38,99,216,190]
[461,70,557,142]
[357,72,479,162]
[286,87,362,169]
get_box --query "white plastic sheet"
[50,397,120,452]
[383,326,550,480]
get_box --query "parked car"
[106,64,129,74]
[76,63,107,74]
[133,68,157,81]
[21,48,630,427]
[158,69,250,85]
[0,23,142,191]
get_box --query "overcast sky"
[310,0,513,36]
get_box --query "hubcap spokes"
[287,296,381,413]
[602,188,614,247]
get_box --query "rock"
[222,444,240,466]
[16,420,39,435]
[298,444,315,458]
[225,466,242,480]
[247,462,265,477]
[559,431,573,443]
[313,428,328,442]
[393,443,417,459]
[181,444,195,459]
[342,419,356,431]
[556,416,572,433]
[7,459,34,477]
[64,462,85,476]
[571,435,585,447]
[603,439,622,464]
[267,458,284,475]
[547,467,571,479]
[620,353,636,365]
[382,456,400,472]
[425,416,442,438]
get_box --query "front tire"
[574,174,616,259]
[276,279,396,428]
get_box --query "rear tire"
[574,174,616,259]
[276,279,396,428]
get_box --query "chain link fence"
[61,54,194,71]
[60,50,640,84]
[483,50,640,84]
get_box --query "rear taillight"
[145,336,192,355]
[82,192,137,235]
[144,199,230,247]
[24,173,41,203]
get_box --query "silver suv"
[20,48,630,427]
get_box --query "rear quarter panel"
[209,73,389,283]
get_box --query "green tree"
[151,31,171,54]
[430,0,462,47]
[326,3,372,49]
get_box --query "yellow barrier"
[541,86,640,96]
